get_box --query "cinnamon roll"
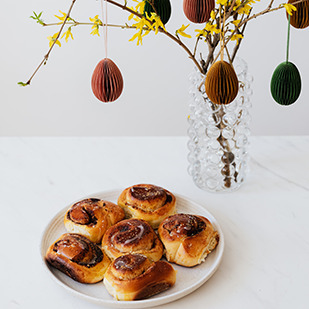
[45,233,111,283]
[64,198,125,243]
[117,184,176,229]
[104,254,176,301]
[102,218,163,261]
[158,214,219,267]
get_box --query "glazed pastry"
[102,218,163,261]
[45,233,110,283]
[64,198,125,243]
[158,214,219,267]
[104,254,176,301]
[117,184,176,229]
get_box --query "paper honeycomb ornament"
[144,0,172,24]
[183,0,215,24]
[270,61,301,106]
[205,60,239,105]
[288,0,309,29]
[91,58,124,103]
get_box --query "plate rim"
[40,189,224,308]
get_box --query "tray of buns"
[40,185,224,308]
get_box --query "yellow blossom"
[195,28,207,37]
[129,16,152,45]
[135,0,145,14]
[128,11,135,21]
[176,24,191,38]
[128,0,146,21]
[89,15,102,25]
[148,12,166,34]
[61,27,74,42]
[54,10,66,23]
[231,33,244,44]
[238,4,252,15]
[90,27,100,36]
[216,0,228,5]
[47,32,61,47]
[205,22,220,35]
[129,32,143,45]
[232,19,241,26]
[210,10,216,20]
[283,3,297,15]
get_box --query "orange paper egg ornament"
[287,0,309,29]
[91,58,123,103]
[183,0,215,23]
[205,60,239,105]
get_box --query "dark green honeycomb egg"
[144,0,172,25]
[270,61,301,106]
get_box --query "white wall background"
[1,0,308,136]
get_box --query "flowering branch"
[20,0,77,86]
[19,0,309,86]
[105,0,205,73]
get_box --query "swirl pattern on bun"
[158,214,219,267]
[64,198,125,243]
[104,254,176,301]
[102,218,163,261]
[117,184,176,229]
[45,233,110,283]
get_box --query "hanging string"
[219,5,223,61]
[219,5,226,62]
[221,6,226,62]
[101,0,108,58]
[286,14,291,63]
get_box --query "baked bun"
[104,254,176,301]
[45,233,110,283]
[158,214,219,267]
[102,218,163,261]
[64,198,125,243]
[117,184,176,229]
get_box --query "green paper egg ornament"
[270,62,301,106]
[287,0,309,29]
[205,60,239,105]
[144,0,172,25]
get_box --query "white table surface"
[1,136,309,309]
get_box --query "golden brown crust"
[117,184,176,229]
[102,218,163,261]
[104,254,176,301]
[158,214,219,267]
[64,198,125,243]
[45,233,111,283]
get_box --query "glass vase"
[187,58,253,192]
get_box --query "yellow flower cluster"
[89,15,103,36]
[128,1,166,45]
[45,0,295,52]
[47,10,75,47]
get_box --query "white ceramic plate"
[40,190,224,308]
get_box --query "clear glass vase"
[187,58,253,192]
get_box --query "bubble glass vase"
[187,58,253,192]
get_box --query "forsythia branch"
[20,0,309,86]
[20,0,77,86]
